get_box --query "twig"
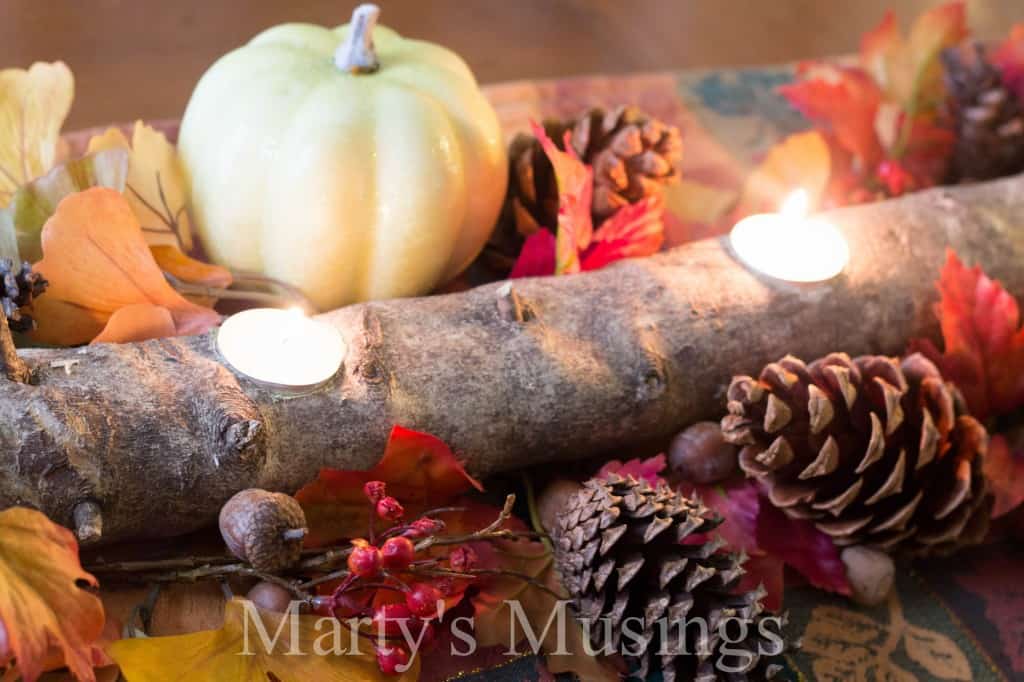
[0,314,30,384]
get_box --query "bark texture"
[2,175,1024,544]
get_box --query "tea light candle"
[216,308,345,389]
[729,189,849,283]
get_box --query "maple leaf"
[296,425,483,546]
[780,66,884,167]
[508,230,556,279]
[580,196,664,271]
[108,599,417,682]
[734,130,833,217]
[756,496,851,596]
[993,24,1024,103]
[984,434,1024,518]
[31,187,222,346]
[530,122,593,275]
[910,250,1024,422]
[0,507,105,682]
[595,453,667,486]
[860,2,967,114]
[0,62,73,210]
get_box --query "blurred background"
[1,0,1020,129]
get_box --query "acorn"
[536,478,583,534]
[247,580,296,613]
[667,421,739,484]
[219,489,308,573]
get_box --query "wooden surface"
[0,0,1020,130]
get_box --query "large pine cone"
[943,42,1024,182]
[0,259,47,333]
[722,353,992,556]
[484,107,682,273]
[553,474,791,681]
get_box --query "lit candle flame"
[729,189,849,283]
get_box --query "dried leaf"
[0,62,73,208]
[596,453,666,486]
[296,426,483,546]
[149,245,232,290]
[0,507,104,682]
[580,196,664,271]
[780,66,884,167]
[509,230,556,279]
[32,188,221,346]
[860,2,967,112]
[756,496,851,596]
[736,130,832,215]
[108,599,416,682]
[530,121,593,275]
[87,122,193,251]
[0,149,128,263]
[903,623,971,680]
[911,250,1024,421]
[993,24,1024,103]
[91,303,177,345]
[983,434,1024,518]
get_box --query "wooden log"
[2,175,1024,544]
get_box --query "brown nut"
[667,421,739,484]
[219,489,307,573]
[247,580,296,613]
[841,545,895,607]
[537,479,583,535]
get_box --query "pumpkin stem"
[335,3,381,74]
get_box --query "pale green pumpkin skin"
[178,22,507,309]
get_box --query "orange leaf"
[91,303,177,345]
[296,426,483,546]
[31,296,108,346]
[32,187,220,345]
[0,508,105,682]
[735,130,832,216]
[150,245,232,289]
[911,250,1024,421]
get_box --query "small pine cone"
[943,42,1024,182]
[219,489,308,573]
[485,108,682,273]
[0,259,48,333]
[722,353,992,557]
[553,474,792,681]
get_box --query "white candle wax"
[216,308,346,389]
[729,190,849,283]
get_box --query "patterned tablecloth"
[474,68,1024,682]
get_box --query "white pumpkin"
[178,4,506,310]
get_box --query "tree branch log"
[3,175,1024,543]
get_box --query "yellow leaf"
[0,62,74,208]
[737,131,831,215]
[108,599,419,682]
[32,187,220,346]
[87,121,194,252]
[0,508,105,682]
[149,245,231,289]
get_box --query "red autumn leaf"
[509,230,556,279]
[993,24,1024,103]
[296,426,483,546]
[531,121,593,275]
[985,434,1024,518]
[755,498,851,596]
[596,453,667,487]
[580,196,664,271]
[911,250,1024,421]
[780,64,884,167]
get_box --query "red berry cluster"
[308,481,474,676]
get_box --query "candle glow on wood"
[729,189,850,282]
[216,307,345,388]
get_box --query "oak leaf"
[32,187,221,345]
[296,426,483,546]
[911,249,1024,422]
[0,62,73,209]
[108,599,417,682]
[0,507,104,682]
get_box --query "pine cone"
[722,353,992,556]
[486,107,682,273]
[943,42,1024,182]
[0,259,47,333]
[553,474,791,681]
